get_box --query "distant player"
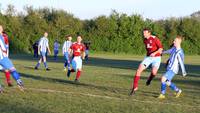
[130,28,163,95]
[62,35,72,72]
[67,35,85,82]
[158,36,187,99]
[54,40,60,60]
[0,25,24,92]
[0,32,13,86]
[32,40,39,58]
[35,32,51,71]
[84,41,90,61]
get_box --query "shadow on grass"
[20,72,127,94]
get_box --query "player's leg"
[4,70,13,86]
[146,57,161,86]
[158,76,167,99]
[75,57,82,82]
[130,57,151,95]
[67,57,76,78]
[0,58,24,91]
[42,52,50,71]
[35,52,43,69]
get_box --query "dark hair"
[143,28,151,33]
[65,34,71,38]
[77,35,83,39]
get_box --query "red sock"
[147,73,155,82]
[76,71,81,80]
[133,76,140,90]
[71,69,75,72]
[5,71,11,84]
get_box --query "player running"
[62,35,72,72]
[158,36,187,99]
[0,25,24,92]
[0,32,13,86]
[130,28,163,95]
[67,35,85,82]
[35,32,51,71]
[53,40,60,60]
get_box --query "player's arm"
[177,52,187,76]
[81,45,86,59]
[162,47,174,54]
[47,40,51,54]
[38,41,41,55]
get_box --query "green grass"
[0,53,199,113]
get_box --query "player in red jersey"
[130,28,163,95]
[0,32,12,86]
[67,35,85,82]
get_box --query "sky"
[0,0,200,20]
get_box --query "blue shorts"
[141,56,161,69]
[163,70,175,81]
[40,51,46,57]
[0,57,14,70]
[54,50,59,55]
[64,52,70,60]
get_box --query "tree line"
[0,5,200,55]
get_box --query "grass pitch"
[0,53,199,113]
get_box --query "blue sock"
[44,62,48,68]
[11,70,20,81]
[170,82,179,92]
[67,60,71,70]
[36,62,40,68]
[161,82,167,94]
[64,60,68,68]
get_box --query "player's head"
[77,35,82,43]
[66,35,72,41]
[143,28,151,39]
[0,25,3,34]
[173,35,183,47]
[44,32,48,37]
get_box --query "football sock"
[147,73,155,83]
[161,82,167,94]
[169,82,179,92]
[76,71,81,80]
[11,70,20,81]
[133,76,140,90]
[36,62,40,68]
[44,62,48,68]
[5,71,11,83]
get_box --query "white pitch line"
[25,87,200,109]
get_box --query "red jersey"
[144,35,163,57]
[2,33,9,46]
[70,42,85,56]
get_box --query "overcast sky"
[0,0,200,20]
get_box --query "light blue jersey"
[62,41,72,55]
[163,47,187,76]
[39,37,49,53]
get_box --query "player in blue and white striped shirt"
[35,32,51,71]
[0,25,24,92]
[158,36,187,99]
[62,35,72,72]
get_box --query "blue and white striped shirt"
[39,37,49,53]
[62,41,72,54]
[163,47,187,76]
[0,34,8,59]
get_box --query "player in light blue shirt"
[62,35,72,72]
[158,36,187,99]
[0,25,24,92]
[54,40,60,60]
[35,32,51,71]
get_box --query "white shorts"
[72,56,82,70]
[141,56,161,69]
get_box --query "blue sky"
[0,0,200,20]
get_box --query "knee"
[161,76,166,82]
